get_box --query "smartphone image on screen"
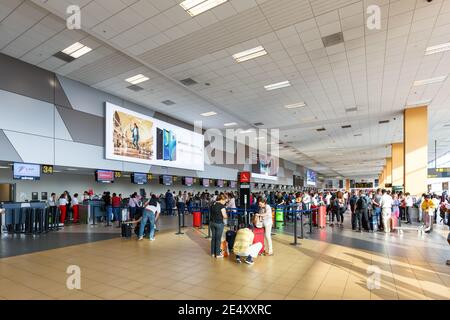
[156,128,163,160]
[169,131,177,161]
[163,129,170,161]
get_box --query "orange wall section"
[404,106,428,197]
[392,143,404,187]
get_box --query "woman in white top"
[257,197,273,256]
[58,194,68,225]
[72,193,80,223]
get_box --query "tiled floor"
[0,214,448,300]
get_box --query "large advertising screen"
[105,102,204,171]
[13,163,40,181]
[306,169,317,186]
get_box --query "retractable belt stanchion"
[290,209,301,246]
[205,207,211,239]
[300,209,305,239]
[175,211,184,235]
[181,210,186,228]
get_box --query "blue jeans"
[374,207,381,227]
[210,222,224,256]
[106,206,112,224]
[166,204,173,216]
[113,207,121,221]
[139,210,155,239]
[177,202,185,215]
[129,206,136,220]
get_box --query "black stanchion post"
[181,210,186,228]
[309,209,313,234]
[205,208,211,239]
[300,209,305,239]
[199,208,204,230]
[175,211,184,235]
[290,209,300,246]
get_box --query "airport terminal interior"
[0,0,449,301]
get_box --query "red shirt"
[112,196,121,207]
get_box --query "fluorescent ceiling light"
[264,81,291,91]
[0,166,9,169]
[53,170,62,173]
[180,0,228,17]
[62,42,92,58]
[200,111,217,117]
[285,102,306,109]
[239,129,253,134]
[224,122,237,127]
[255,136,265,140]
[233,46,267,63]
[413,76,447,86]
[125,74,149,85]
[407,99,432,106]
[66,168,77,171]
[425,42,450,55]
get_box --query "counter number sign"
[114,171,122,178]
[42,165,54,174]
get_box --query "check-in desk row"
[1,202,53,235]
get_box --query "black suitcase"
[121,223,132,238]
[226,230,236,252]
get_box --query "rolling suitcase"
[226,230,236,252]
[121,223,132,238]
[252,227,265,255]
[318,206,327,228]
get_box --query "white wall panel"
[4,130,54,164]
[0,89,54,137]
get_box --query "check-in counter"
[2,202,48,234]
[78,204,89,224]
[85,200,106,224]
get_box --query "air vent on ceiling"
[341,125,352,129]
[126,85,144,92]
[378,120,390,124]
[180,78,198,86]
[444,123,450,127]
[322,32,344,48]
[53,52,75,63]
[345,107,358,113]
[254,122,264,126]
[316,128,326,132]
[354,133,362,137]
[161,100,175,106]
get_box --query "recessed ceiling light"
[125,74,149,85]
[180,0,228,17]
[224,122,237,127]
[354,133,362,137]
[239,129,253,134]
[233,46,267,63]
[61,42,92,58]
[425,42,450,55]
[285,102,306,109]
[66,168,77,171]
[255,136,265,140]
[413,76,447,86]
[264,81,291,91]
[200,111,217,117]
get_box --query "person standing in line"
[48,193,58,228]
[392,193,400,230]
[176,191,185,217]
[349,191,358,230]
[138,195,161,241]
[372,189,382,230]
[380,189,393,233]
[418,193,426,223]
[165,190,173,216]
[209,194,228,258]
[337,191,346,227]
[432,194,440,225]
[64,191,71,223]
[58,193,68,226]
[112,193,122,227]
[72,193,80,224]
[405,192,413,224]
[103,191,112,227]
[128,193,138,220]
[256,197,273,256]
[422,194,436,233]
[356,190,370,232]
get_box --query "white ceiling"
[1,0,450,179]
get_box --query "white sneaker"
[149,237,155,241]
[138,237,143,241]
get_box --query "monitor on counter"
[183,177,194,186]
[201,178,210,187]
[228,181,237,188]
[216,179,224,188]
[13,163,41,181]
[95,170,114,183]
[131,173,147,185]
[159,175,173,186]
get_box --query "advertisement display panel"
[105,102,204,171]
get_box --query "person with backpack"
[356,190,370,232]
[138,195,160,241]
[165,190,174,216]
[349,191,358,230]
[330,193,340,227]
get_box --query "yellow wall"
[404,106,428,197]
[392,143,404,187]
[345,179,350,190]
[385,158,392,185]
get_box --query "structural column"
[385,157,392,187]
[391,143,404,189]
[404,106,428,197]
[345,179,350,190]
